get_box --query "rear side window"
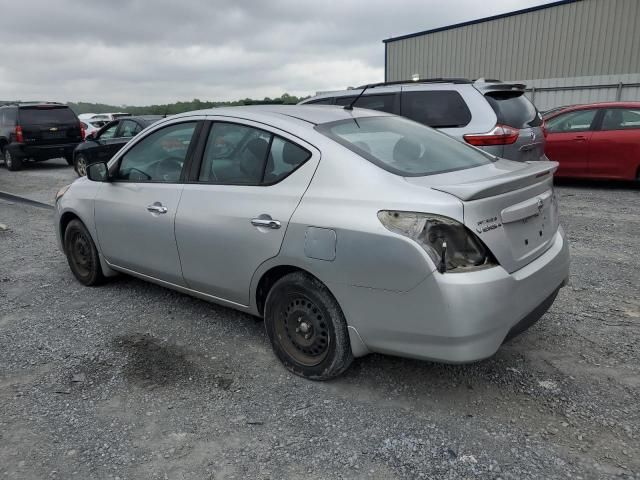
[400,90,472,128]
[119,120,141,138]
[601,108,640,131]
[198,122,310,185]
[1,108,17,125]
[484,92,542,128]
[306,98,334,105]
[18,107,77,125]
[335,94,396,113]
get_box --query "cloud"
[0,0,556,105]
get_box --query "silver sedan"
[54,105,570,380]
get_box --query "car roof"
[547,101,640,118]
[167,104,391,126]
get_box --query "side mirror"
[86,162,109,182]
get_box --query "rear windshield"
[19,107,77,125]
[316,116,493,177]
[485,92,542,128]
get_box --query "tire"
[74,154,88,176]
[65,155,74,166]
[4,149,22,171]
[264,272,353,380]
[63,219,105,286]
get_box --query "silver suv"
[299,78,546,162]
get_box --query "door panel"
[94,120,199,284]
[544,109,598,178]
[589,109,640,180]
[545,131,592,178]
[175,120,320,305]
[95,183,186,284]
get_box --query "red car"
[544,102,640,181]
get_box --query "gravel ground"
[1,160,639,479]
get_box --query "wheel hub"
[277,296,329,366]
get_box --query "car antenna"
[343,84,372,111]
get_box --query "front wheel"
[63,219,105,286]
[74,154,88,176]
[4,150,22,171]
[264,272,353,380]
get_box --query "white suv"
[299,78,546,162]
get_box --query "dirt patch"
[112,333,233,390]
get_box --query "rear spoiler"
[432,161,557,201]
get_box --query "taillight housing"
[463,124,519,146]
[80,123,86,140]
[377,211,496,273]
[15,126,24,143]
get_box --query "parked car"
[300,78,546,162]
[54,105,570,380]
[80,120,100,139]
[0,102,84,171]
[544,102,640,181]
[72,115,162,176]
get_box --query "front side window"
[116,122,196,182]
[601,108,640,131]
[317,115,493,177]
[99,122,120,140]
[401,90,472,128]
[198,122,311,185]
[335,94,395,113]
[119,120,141,138]
[546,109,597,133]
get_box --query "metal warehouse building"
[383,0,640,110]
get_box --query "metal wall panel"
[385,0,640,82]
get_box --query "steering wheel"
[153,157,183,182]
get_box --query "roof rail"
[355,77,472,89]
[1,101,65,107]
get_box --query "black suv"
[0,102,83,171]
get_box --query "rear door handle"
[146,203,168,214]
[251,218,281,229]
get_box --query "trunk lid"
[479,83,546,162]
[405,160,560,273]
[18,106,82,146]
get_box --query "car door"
[94,120,201,285]
[544,109,599,178]
[175,119,320,305]
[92,121,122,163]
[588,107,640,180]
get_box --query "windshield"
[316,116,493,177]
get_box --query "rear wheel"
[264,272,353,380]
[74,154,88,176]
[63,219,105,286]
[4,150,22,171]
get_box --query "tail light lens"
[80,123,86,140]
[463,124,519,146]
[15,126,24,143]
[378,211,496,273]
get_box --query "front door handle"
[146,203,168,214]
[573,135,587,142]
[251,218,281,229]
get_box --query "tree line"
[1,93,309,115]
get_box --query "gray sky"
[0,0,556,105]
